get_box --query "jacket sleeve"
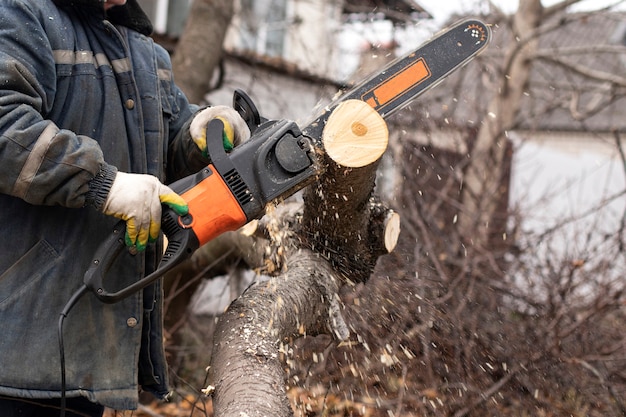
[0,2,105,208]
[147,42,207,182]
[165,88,208,181]
[167,107,215,181]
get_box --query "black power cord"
[57,284,89,417]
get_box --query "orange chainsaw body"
[178,164,247,246]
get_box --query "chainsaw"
[83,18,491,303]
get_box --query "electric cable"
[57,284,89,417]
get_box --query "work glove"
[189,106,251,157]
[102,172,189,252]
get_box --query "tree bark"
[171,0,234,104]
[208,100,399,416]
[458,0,543,247]
[209,252,342,416]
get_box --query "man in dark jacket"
[0,0,249,415]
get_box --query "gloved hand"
[102,172,189,252]
[189,106,251,157]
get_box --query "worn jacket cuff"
[86,163,118,210]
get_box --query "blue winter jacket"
[0,0,207,410]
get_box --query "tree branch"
[208,251,344,417]
[534,54,626,87]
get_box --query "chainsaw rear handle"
[83,114,248,304]
[83,122,243,304]
[82,207,201,304]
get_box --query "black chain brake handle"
[233,89,264,134]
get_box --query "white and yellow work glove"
[189,106,251,157]
[102,172,189,252]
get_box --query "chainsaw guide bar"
[304,19,491,140]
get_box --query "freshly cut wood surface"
[384,211,401,253]
[322,99,389,168]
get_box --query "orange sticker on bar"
[362,58,431,109]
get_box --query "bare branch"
[614,130,626,252]
[573,359,626,415]
[537,45,626,57]
[543,0,586,19]
[452,367,519,417]
[544,0,626,19]
[534,54,626,86]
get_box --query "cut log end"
[322,99,389,168]
[384,212,401,253]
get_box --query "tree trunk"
[162,231,265,363]
[208,100,399,416]
[458,0,543,247]
[209,252,342,416]
[171,0,234,104]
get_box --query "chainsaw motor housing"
[219,118,318,218]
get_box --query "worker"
[0,0,249,416]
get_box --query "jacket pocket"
[0,239,59,307]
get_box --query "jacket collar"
[53,0,153,36]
